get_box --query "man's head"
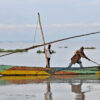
[80,46,84,50]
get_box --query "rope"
[0,31,100,57]
[33,19,38,45]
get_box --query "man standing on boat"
[46,43,52,67]
[68,46,90,69]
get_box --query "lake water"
[0,75,100,100]
[0,41,100,100]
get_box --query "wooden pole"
[89,59,100,66]
[0,31,100,58]
[38,13,49,68]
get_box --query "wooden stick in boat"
[24,31,100,50]
[0,31,100,57]
[89,59,100,66]
[38,13,49,68]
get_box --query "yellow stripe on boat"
[96,71,100,75]
[0,70,50,75]
[1,76,50,80]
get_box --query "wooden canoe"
[0,65,100,76]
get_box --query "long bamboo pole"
[0,31,100,57]
[38,13,49,68]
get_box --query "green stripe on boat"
[0,65,13,72]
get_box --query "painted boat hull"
[0,65,100,76]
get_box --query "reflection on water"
[0,75,100,100]
[69,80,90,100]
[44,80,92,100]
[45,81,89,100]
[45,82,52,100]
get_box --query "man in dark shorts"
[68,46,90,69]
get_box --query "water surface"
[0,75,100,100]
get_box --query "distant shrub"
[37,50,44,54]
[64,46,68,48]
[37,50,56,54]
[58,46,62,48]
[58,46,68,48]
[0,48,27,53]
[51,50,56,54]
[84,47,96,49]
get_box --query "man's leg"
[78,60,83,68]
[68,62,73,69]
[80,62,83,68]
[48,58,50,67]
[46,58,49,68]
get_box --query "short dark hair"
[80,46,84,50]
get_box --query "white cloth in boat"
[46,49,51,58]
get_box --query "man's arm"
[80,52,90,61]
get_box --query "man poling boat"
[68,46,92,69]
[67,46,100,69]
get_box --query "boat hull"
[0,65,100,76]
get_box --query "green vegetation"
[84,47,96,49]
[37,50,56,54]
[37,50,44,54]
[58,46,68,48]
[50,50,56,54]
[64,46,68,48]
[58,46,62,48]
[0,48,27,53]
